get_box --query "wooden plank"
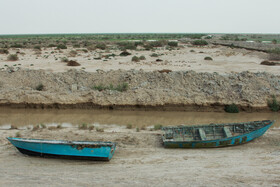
[223,127,232,138]
[198,128,207,140]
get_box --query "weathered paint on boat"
[162,120,275,148]
[7,137,116,161]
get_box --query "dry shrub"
[120,51,131,56]
[7,54,18,61]
[268,48,280,61]
[269,53,280,61]
[67,60,80,66]
[48,126,57,130]
[158,69,172,73]
[260,61,276,66]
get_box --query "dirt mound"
[67,60,80,66]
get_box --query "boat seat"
[223,127,232,138]
[198,128,207,140]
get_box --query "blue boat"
[7,137,116,161]
[162,120,275,148]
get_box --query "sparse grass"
[136,127,140,132]
[154,124,163,130]
[268,95,280,112]
[92,83,128,92]
[7,54,18,61]
[204,56,213,60]
[225,104,239,113]
[126,124,133,129]
[36,83,44,91]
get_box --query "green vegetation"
[268,96,280,112]
[150,53,159,57]
[95,43,106,50]
[92,83,128,92]
[139,55,146,60]
[154,124,163,130]
[7,54,18,61]
[136,127,140,132]
[56,44,67,49]
[132,56,140,62]
[225,104,239,113]
[34,45,41,50]
[191,40,208,46]
[167,41,178,47]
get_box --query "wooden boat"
[162,120,275,148]
[7,137,116,161]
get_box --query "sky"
[0,0,279,34]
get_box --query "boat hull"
[163,121,273,148]
[7,137,116,161]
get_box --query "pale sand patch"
[1,44,279,74]
[0,126,279,186]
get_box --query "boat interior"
[162,120,272,141]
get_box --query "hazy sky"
[0,0,279,34]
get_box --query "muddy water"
[0,108,279,128]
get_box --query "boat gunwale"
[7,137,116,147]
[162,120,274,143]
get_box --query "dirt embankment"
[0,69,279,111]
[210,40,280,52]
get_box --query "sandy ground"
[1,44,279,74]
[0,125,279,187]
